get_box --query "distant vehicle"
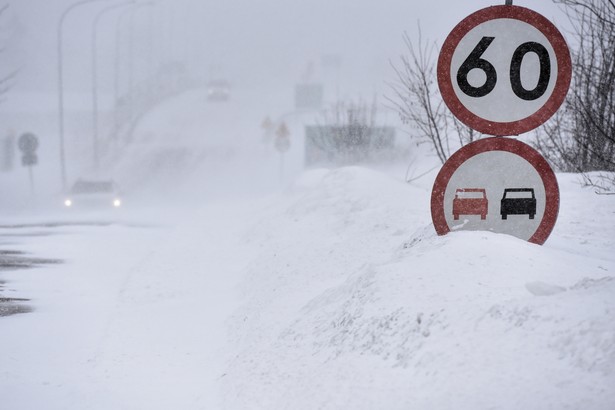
[207,80,230,101]
[453,188,488,220]
[500,188,536,219]
[64,179,122,209]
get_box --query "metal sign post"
[18,133,39,195]
[274,122,291,184]
[28,167,34,195]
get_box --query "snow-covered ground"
[1,88,614,409]
[222,168,615,410]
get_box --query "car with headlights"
[207,79,230,102]
[453,188,488,220]
[64,179,122,209]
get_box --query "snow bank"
[223,166,615,410]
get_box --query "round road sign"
[18,132,39,153]
[431,137,559,245]
[437,5,571,136]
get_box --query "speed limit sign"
[437,5,571,136]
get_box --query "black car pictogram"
[500,188,536,220]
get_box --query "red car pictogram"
[453,188,488,220]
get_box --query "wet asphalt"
[0,220,148,318]
[0,228,64,318]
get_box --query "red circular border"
[437,5,572,136]
[430,137,559,245]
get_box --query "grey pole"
[57,0,108,191]
[91,1,134,171]
[146,5,154,85]
[114,7,132,135]
[128,7,135,125]
[28,166,34,195]
[113,10,125,136]
[113,2,155,137]
[505,0,513,5]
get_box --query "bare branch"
[534,1,615,191]
[388,25,479,167]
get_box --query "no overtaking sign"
[431,137,559,245]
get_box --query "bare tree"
[305,99,396,166]
[313,99,378,163]
[388,29,478,165]
[536,1,615,192]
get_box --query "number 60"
[457,36,551,101]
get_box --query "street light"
[91,1,135,171]
[113,7,132,134]
[57,0,109,191]
[127,2,156,127]
[113,1,156,135]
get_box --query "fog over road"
[0,87,273,408]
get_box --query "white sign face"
[451,19,557,123]
[438,6,571,136]
[431,138,559,245]
[443,151,545,240]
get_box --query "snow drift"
[223,167,615,410]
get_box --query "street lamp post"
[91,1,135,171]
[57,0,108,191]
[113,8,131,135]
[113,2,155,136]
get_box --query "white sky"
[7,0,567,101]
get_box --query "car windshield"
[208,80,229,90]
[71,181,115,194]
[456,190,485,199]
[504,190,534,199]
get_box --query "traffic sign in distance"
[437,6,571,136]
[276,123,290,139]
[18,132,39,153]
[22,153,38,167]
[261,116,273,132]
[431,137,559,245]
[274,122,291,153]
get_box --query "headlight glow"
[64,199,72,207]
[113,199,121,207]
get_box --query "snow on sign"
[431,138,559,245]
[437,5,571,136]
